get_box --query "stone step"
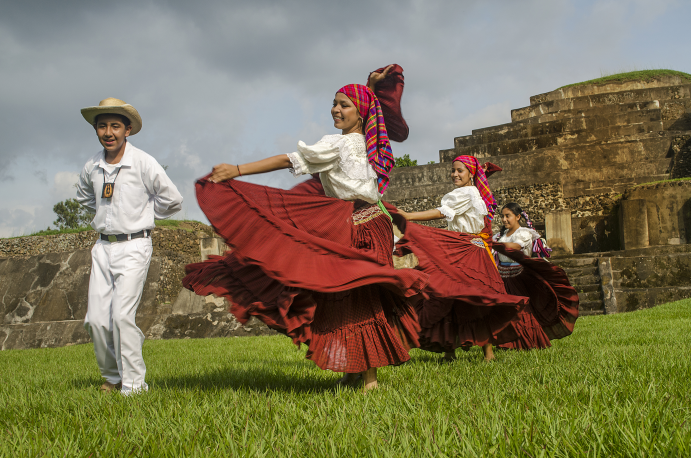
[562,266,599,277]
[529,76,691,105]
[440,131,689,174]
[457,107,663,148]
[511,85,690,122]
[452,121,665,158]
[550,257,599,268]
[570,275,600,286]
[473,101,663,136]
[442,136,678,192]
[574,284,601,293]
[578,290,602,302]
[578,300,605,314]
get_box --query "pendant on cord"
[102,182,115,199]
[101,167,121,199]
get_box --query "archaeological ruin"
[385,74,690,317]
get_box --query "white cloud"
[0,0,689,236]
[52,171,80,202]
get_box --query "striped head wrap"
[337,84,394,194]
[453,155,497,223]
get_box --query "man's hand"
[368,65,394,91]
[209,164,239,183]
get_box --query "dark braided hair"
[499,202,524,237]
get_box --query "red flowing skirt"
[489,242,580,350]
[183,178,427,373]
[391,214,528,353]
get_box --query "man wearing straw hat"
[76,98,183,395]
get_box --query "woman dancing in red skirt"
[393,156,528,362]
[183,78,426,391]
[490,203,579,349]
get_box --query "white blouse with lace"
[496,227,541,262]
[436,186,487,234]
[286,133,380,203]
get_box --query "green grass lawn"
[1,300,689,457]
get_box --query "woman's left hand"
[368,65,393,90]
[208,163,239,183]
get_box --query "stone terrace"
[385,75,690,235]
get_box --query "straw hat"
[81,98,142,135]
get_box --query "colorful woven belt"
[497,262,524,278]
[470,238,486,248]
[352,204,383,226]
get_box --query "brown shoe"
[100,381,122,392]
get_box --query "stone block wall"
[387,181,623,253]
[0,222,276,351]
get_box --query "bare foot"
[335,373,361,386]
[362,367,378,392]
[442,351,457,362]
[482,343,495,362]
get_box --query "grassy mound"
[1,299,689,456]
[559,69,691,89]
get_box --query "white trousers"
[84,237,152,393]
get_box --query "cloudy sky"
[0,0,689,237]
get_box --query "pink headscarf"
[453,155,497,223]
[337,84,394,194]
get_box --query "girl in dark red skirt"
[490,202,579,349]
[393,156,528,362]
[183,79,427,391]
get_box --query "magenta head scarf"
[337,84,394,194]
[453,155,497,223]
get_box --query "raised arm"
[368,65,393,92]
[208,154,293,183]
[398,208,445,222]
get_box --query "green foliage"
[53,198,92,230]
[559,69,691,89]
[394,154,418,167]
[629,177,690,189]
[0,299,689,456]
[30,226,93,237]
[427,160,436,164]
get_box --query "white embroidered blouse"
[496,227,541,262]
[436,186,488,234]
[286,133,380,203]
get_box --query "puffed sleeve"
[437,187,487,221]
[287,137,340,176]
[512,228,535,251]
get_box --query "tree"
[394,154,418,168]
[53,199,92,229]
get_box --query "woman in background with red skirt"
[490,202,579,349]
[393,156,528,362]
[183,78,426,391]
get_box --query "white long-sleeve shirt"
[436,186,487,234]
[286,133,381,203]
[76,141,183,235]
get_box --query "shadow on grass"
[68,348,494,393]
[69,360,350,394]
